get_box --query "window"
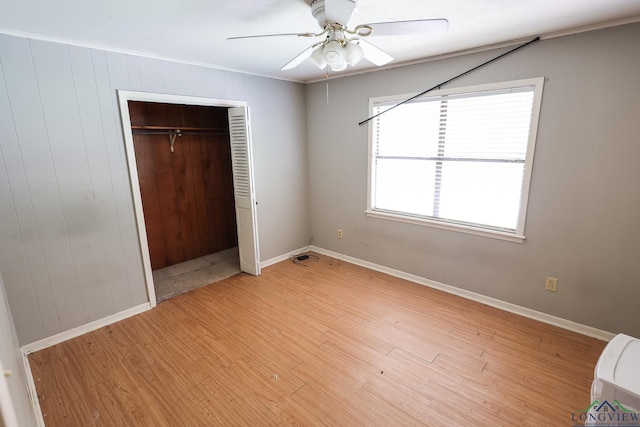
[367,78,544,242]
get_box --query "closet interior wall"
[128,101,237,270]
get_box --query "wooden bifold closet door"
[129,101,237,270]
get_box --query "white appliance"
[588,333,640,426]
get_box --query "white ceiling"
[1,0,640,83]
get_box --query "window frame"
[366,77,545,243]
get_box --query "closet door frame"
[117,91,259,306]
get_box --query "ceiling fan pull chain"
[325,73,330,104]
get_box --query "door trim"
[116,91,255,307]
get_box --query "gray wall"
[0,34,309,345]
[307,23,640,336]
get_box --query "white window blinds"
[369,78,544,238]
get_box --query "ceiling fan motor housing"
[311,0,326,28]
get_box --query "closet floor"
[152,247,241,302]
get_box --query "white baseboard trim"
[309,245,616,342]
[21,352,45,427]
[261,245,310,269]
[21,302,152,355]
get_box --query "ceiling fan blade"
[323,0,357,25]
[228,32,315,41]
[358,39,393,66]
[281,45,318,70]
[363,19,448,37]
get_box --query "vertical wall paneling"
[69,45,128,319]
[138,57,165,94]
[0,142,46,344]
[1,35,85,338]
[223,71,236,99]
[104,52,147,306]
[82,49,132,312]
[31,40,111,325]
[161,61,176,94]
[171,63,193,96]
[210,69,226,99]
[189,66,214,99]
[90,49,138,311]
[124,55,142,91]
[221,71,245,101]
[0,52,53,343]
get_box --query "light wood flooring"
[29,253,607,426]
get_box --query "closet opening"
[118,92,260,306]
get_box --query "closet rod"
[132,129,229,153]
[131,130,228,136]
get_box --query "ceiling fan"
[228,0,448,73]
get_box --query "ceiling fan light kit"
[323,39,343,64]
[313,31,365,71]
[310,46,327,69]
[228,0,448,75]
[344,40,364,66]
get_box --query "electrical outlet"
[545,277,558,292]
[337,229,343,239]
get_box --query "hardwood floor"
[29,254,606,426]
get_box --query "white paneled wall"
[0,33,309,346]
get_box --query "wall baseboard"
[261,245,310,269]
[309,246,616,342]
[21,302,152,355]
[21,353,45,427]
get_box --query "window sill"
[365,210,525,243]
